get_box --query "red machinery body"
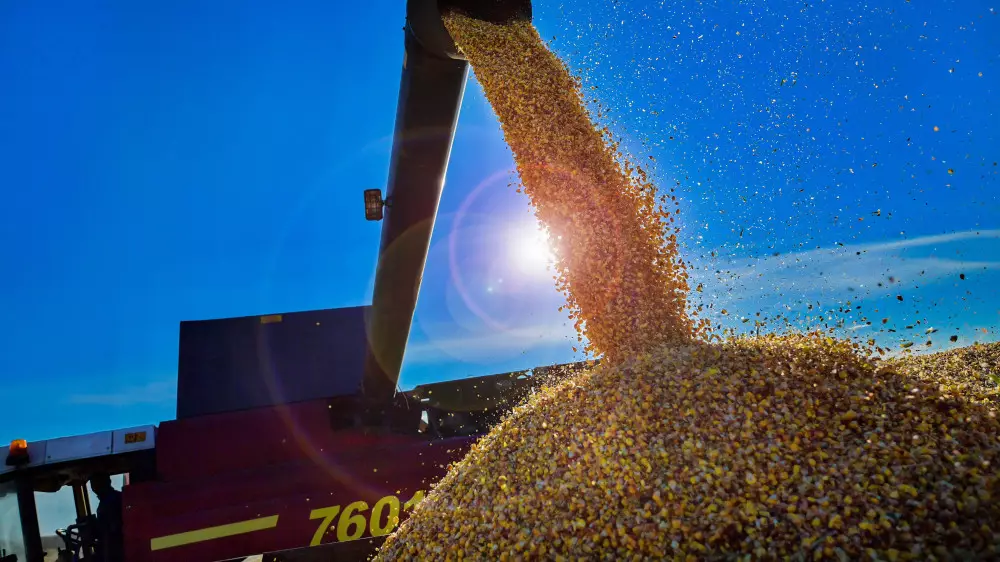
[109,304,582,562]
[114,305,514,561]
[0,304,579,562]
[122,398,476,561]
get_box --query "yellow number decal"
[308,505,341,547]
[369,495,401,537]
[306,491,426,547]
[403,490,425,512]
[124,431,146,444]
[336,500,369,542]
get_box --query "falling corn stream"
[375,13,1000,561]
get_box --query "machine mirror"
[364,189,385,221]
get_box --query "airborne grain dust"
[374,12,1000,562]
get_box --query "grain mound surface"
[887,343,1000,407]
[376,338,1000,560]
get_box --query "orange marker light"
[5,439,29,467]
[9,439,27,455]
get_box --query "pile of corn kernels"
[374,13,1000,562]
[378,337,999,560]
[886,343,1000,408]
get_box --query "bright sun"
[509,221,555,277]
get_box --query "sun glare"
[509,222,555,277]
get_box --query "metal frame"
[13,471,44,562]
[1,442,156,562]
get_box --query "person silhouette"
[88,473,123,562]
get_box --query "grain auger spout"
[361,0,533,406]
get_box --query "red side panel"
[152,398,415,482]
[122,399,476,562]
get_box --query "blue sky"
[0,1,997,531]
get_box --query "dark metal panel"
[177,307,369,419]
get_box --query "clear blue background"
[1,0,997,531]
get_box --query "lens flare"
[508,221,555,277]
